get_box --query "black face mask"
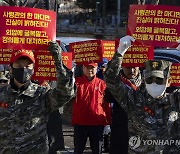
[12,67,33,84]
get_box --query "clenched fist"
[117,35,135,56]
[48,41,62,56]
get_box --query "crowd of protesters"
[0,36,180,154]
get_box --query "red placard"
[122,45,154,67]
[62,52,72,69]
[127,5,180,48]
[101,40,115,60]
[170,63,180,86]
[32,51,72,81]
[0,48,14,64]
[0,6,56,51]
[70,40,103,65]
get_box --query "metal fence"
[57,24,126,39]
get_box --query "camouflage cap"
[144,60,172,78]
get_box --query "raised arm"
[104,36,135,104]
[46,42,76,111]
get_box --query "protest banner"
[70,40,103,65]
[0,6,56,51]
[0,48,14,64]
[170,63,180,86]
[122,44,154,67]
[101,40,115,60]
[70,40,116,65]
[32,51,72,80]
[127,5,180,48]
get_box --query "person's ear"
[82,66,86,73]
[32,69,34,75]
[9,65,12,76]
[166,77,171,87]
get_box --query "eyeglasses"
[145,77,164,85]
[0,80,8,84]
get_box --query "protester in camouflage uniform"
[105,65,141,154]
[104,36,180,154]
[0,42,75,154]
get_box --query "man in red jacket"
[72,63,111,154]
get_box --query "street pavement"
[59,117,108,154]
[59,117,93,154]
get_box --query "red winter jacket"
[72,75,111,125]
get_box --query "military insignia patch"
[152,62,158,69]
[0,102,8,108]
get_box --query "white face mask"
[145,83,166,98]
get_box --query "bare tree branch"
[21,0,28,6]
[31,0,41,8]
[151,0,159,5]
[142,0,146,5]
[155,0,159,5]
[137,0,146,5]
[137,0,141,5]
[3,0,16,6]
[14,0,20,6]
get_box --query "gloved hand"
[48,41,62,56]
[117,35,135,56]
[72,61,76,86]
[176,40,180,51]
[103,125,111,135]
[48,41,63,67]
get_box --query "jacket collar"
[21,82,39,97]
[82,75,97,83]
[10,80,39,97]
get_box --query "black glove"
[48,41,63,66]
[48,41,62,56]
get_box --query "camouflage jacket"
[104,52,180,154]
[0,55,75,154]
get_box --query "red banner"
[0,48,14,64]
[32,51,72,81]
[170,63,180,86]
[101,40,115,60]
[0,6,56,51]
[70,40,103,65]
[127,5,180,48]
[122,45,154,67]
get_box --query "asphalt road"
[59,116,93,154]
[59,116,108,154]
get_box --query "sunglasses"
[145,77,164,85]
[0,80,8,84]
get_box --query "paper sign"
[0,6,56,51]
[32,51,72,80]
[70,40,103,65]
[0,48,14,64]
[127,5,180,48]
[101,40,115,60]
[122,45,154,67]
[170,63,180,86]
